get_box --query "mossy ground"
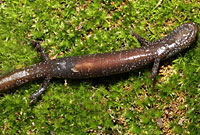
[0,0,200,134]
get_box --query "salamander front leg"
[132,32,151,46]
[150,58,160,82]
[29,75,52,105]
[31,40,50,61]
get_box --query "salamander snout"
[188,22,198,42]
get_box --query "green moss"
[0,0,200,134]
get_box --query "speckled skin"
[0,62,52,93]
[0,22,198,104]
[50,22,198,79]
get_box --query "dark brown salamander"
[0,22,198,104]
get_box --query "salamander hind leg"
[31,40,50,61]
[29,75,52,105]
[29,41,52,105]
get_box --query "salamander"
[0,22,198,104]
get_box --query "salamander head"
[173,22,198,48]
[163,22,198,59]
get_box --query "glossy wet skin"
[50,49,156,79]
[0,61,51,92]
[0,22,198,104]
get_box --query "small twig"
[19,0,22,7]
[154,0,163,9]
